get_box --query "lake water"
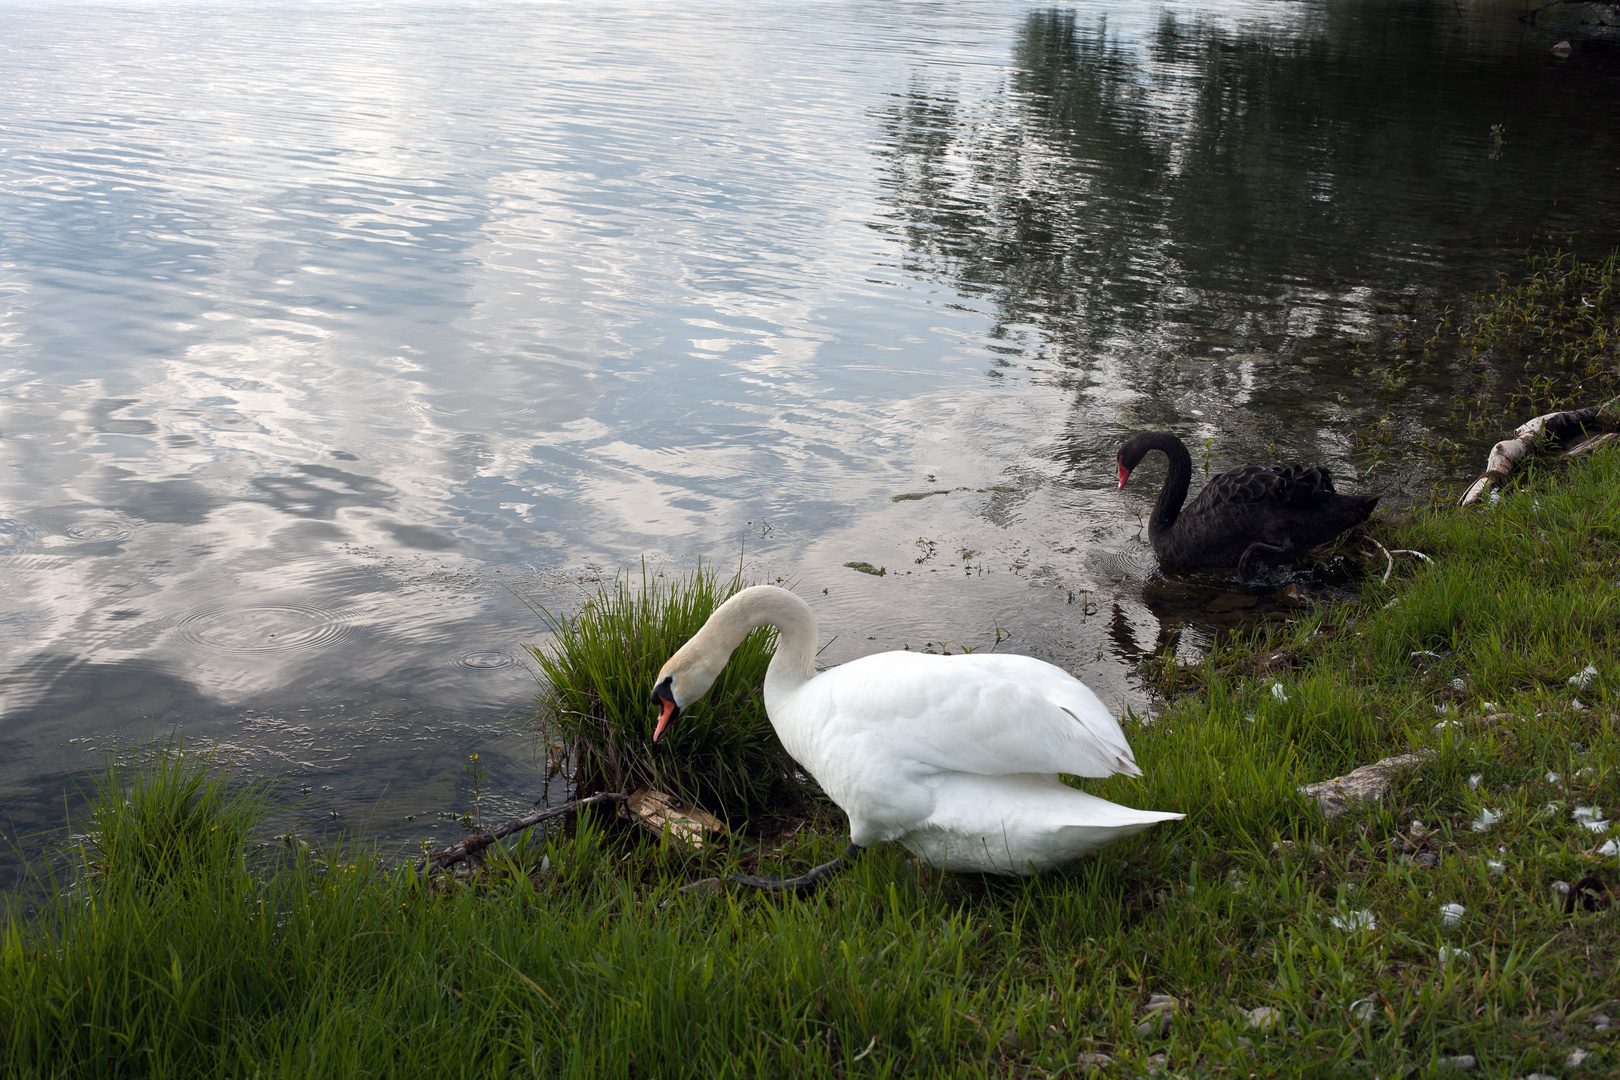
[2,0,1618,880]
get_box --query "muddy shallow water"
[2,0,1619,883]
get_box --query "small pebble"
[1135,995,1176,1036]
[1592,1013,1611,1031]
[1244,1006,1279,1031]
[1438,1056,1477,1071]
[1554,880,1572,896]
[1439,903,1466,928]
[1416,853,1438,869]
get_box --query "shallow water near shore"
[2,0,1619,883]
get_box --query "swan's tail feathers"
[1114,754,1142,778]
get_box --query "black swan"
[1116,431,1379,581]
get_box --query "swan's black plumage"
[1117,431,1379,581]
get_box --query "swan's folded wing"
[819,654,1140,780]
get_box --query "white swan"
[650,585,1182,888]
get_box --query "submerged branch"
[419,791,627,878]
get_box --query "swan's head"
[649,644,726,742]
[1116,433,1153,490]
[1117,432,1181,491]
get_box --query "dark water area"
[2,0,1618,887]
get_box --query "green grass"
[5,457,1620,1077]
[526,560,808,823]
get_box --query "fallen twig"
[1368,538,1393,584]
[1367,539,1433,584]
[419,791,627,878]
[1459,397,1620,507]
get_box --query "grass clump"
[527,561,807,823]
[80,740,262,895]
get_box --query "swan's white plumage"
[656,585,1182,875]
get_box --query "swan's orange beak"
[650,676,680,742]
[1117,461,1131,490]
[654,697,678,742]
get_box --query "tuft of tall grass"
[81,741,263,896]
[526,561,809,823]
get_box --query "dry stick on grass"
[1458,396,1620,507]
[1365,537,1433,584]
[418,791,628,878]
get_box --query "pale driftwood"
[1301,751,1435,818]
[1567,431,1620,458]
[1459,397,1620,506]
[621,788,726,849]
[419,792,626,878]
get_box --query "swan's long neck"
[1141,433,1192,542]
[677,585,818,700]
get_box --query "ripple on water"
[172,605,359,653]
[60,518,135,544]
[456,651,517,670]
[1096,545,1159,582]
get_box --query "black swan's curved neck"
[1122,432,1192,543]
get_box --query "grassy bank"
[4,468,1620,1078]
